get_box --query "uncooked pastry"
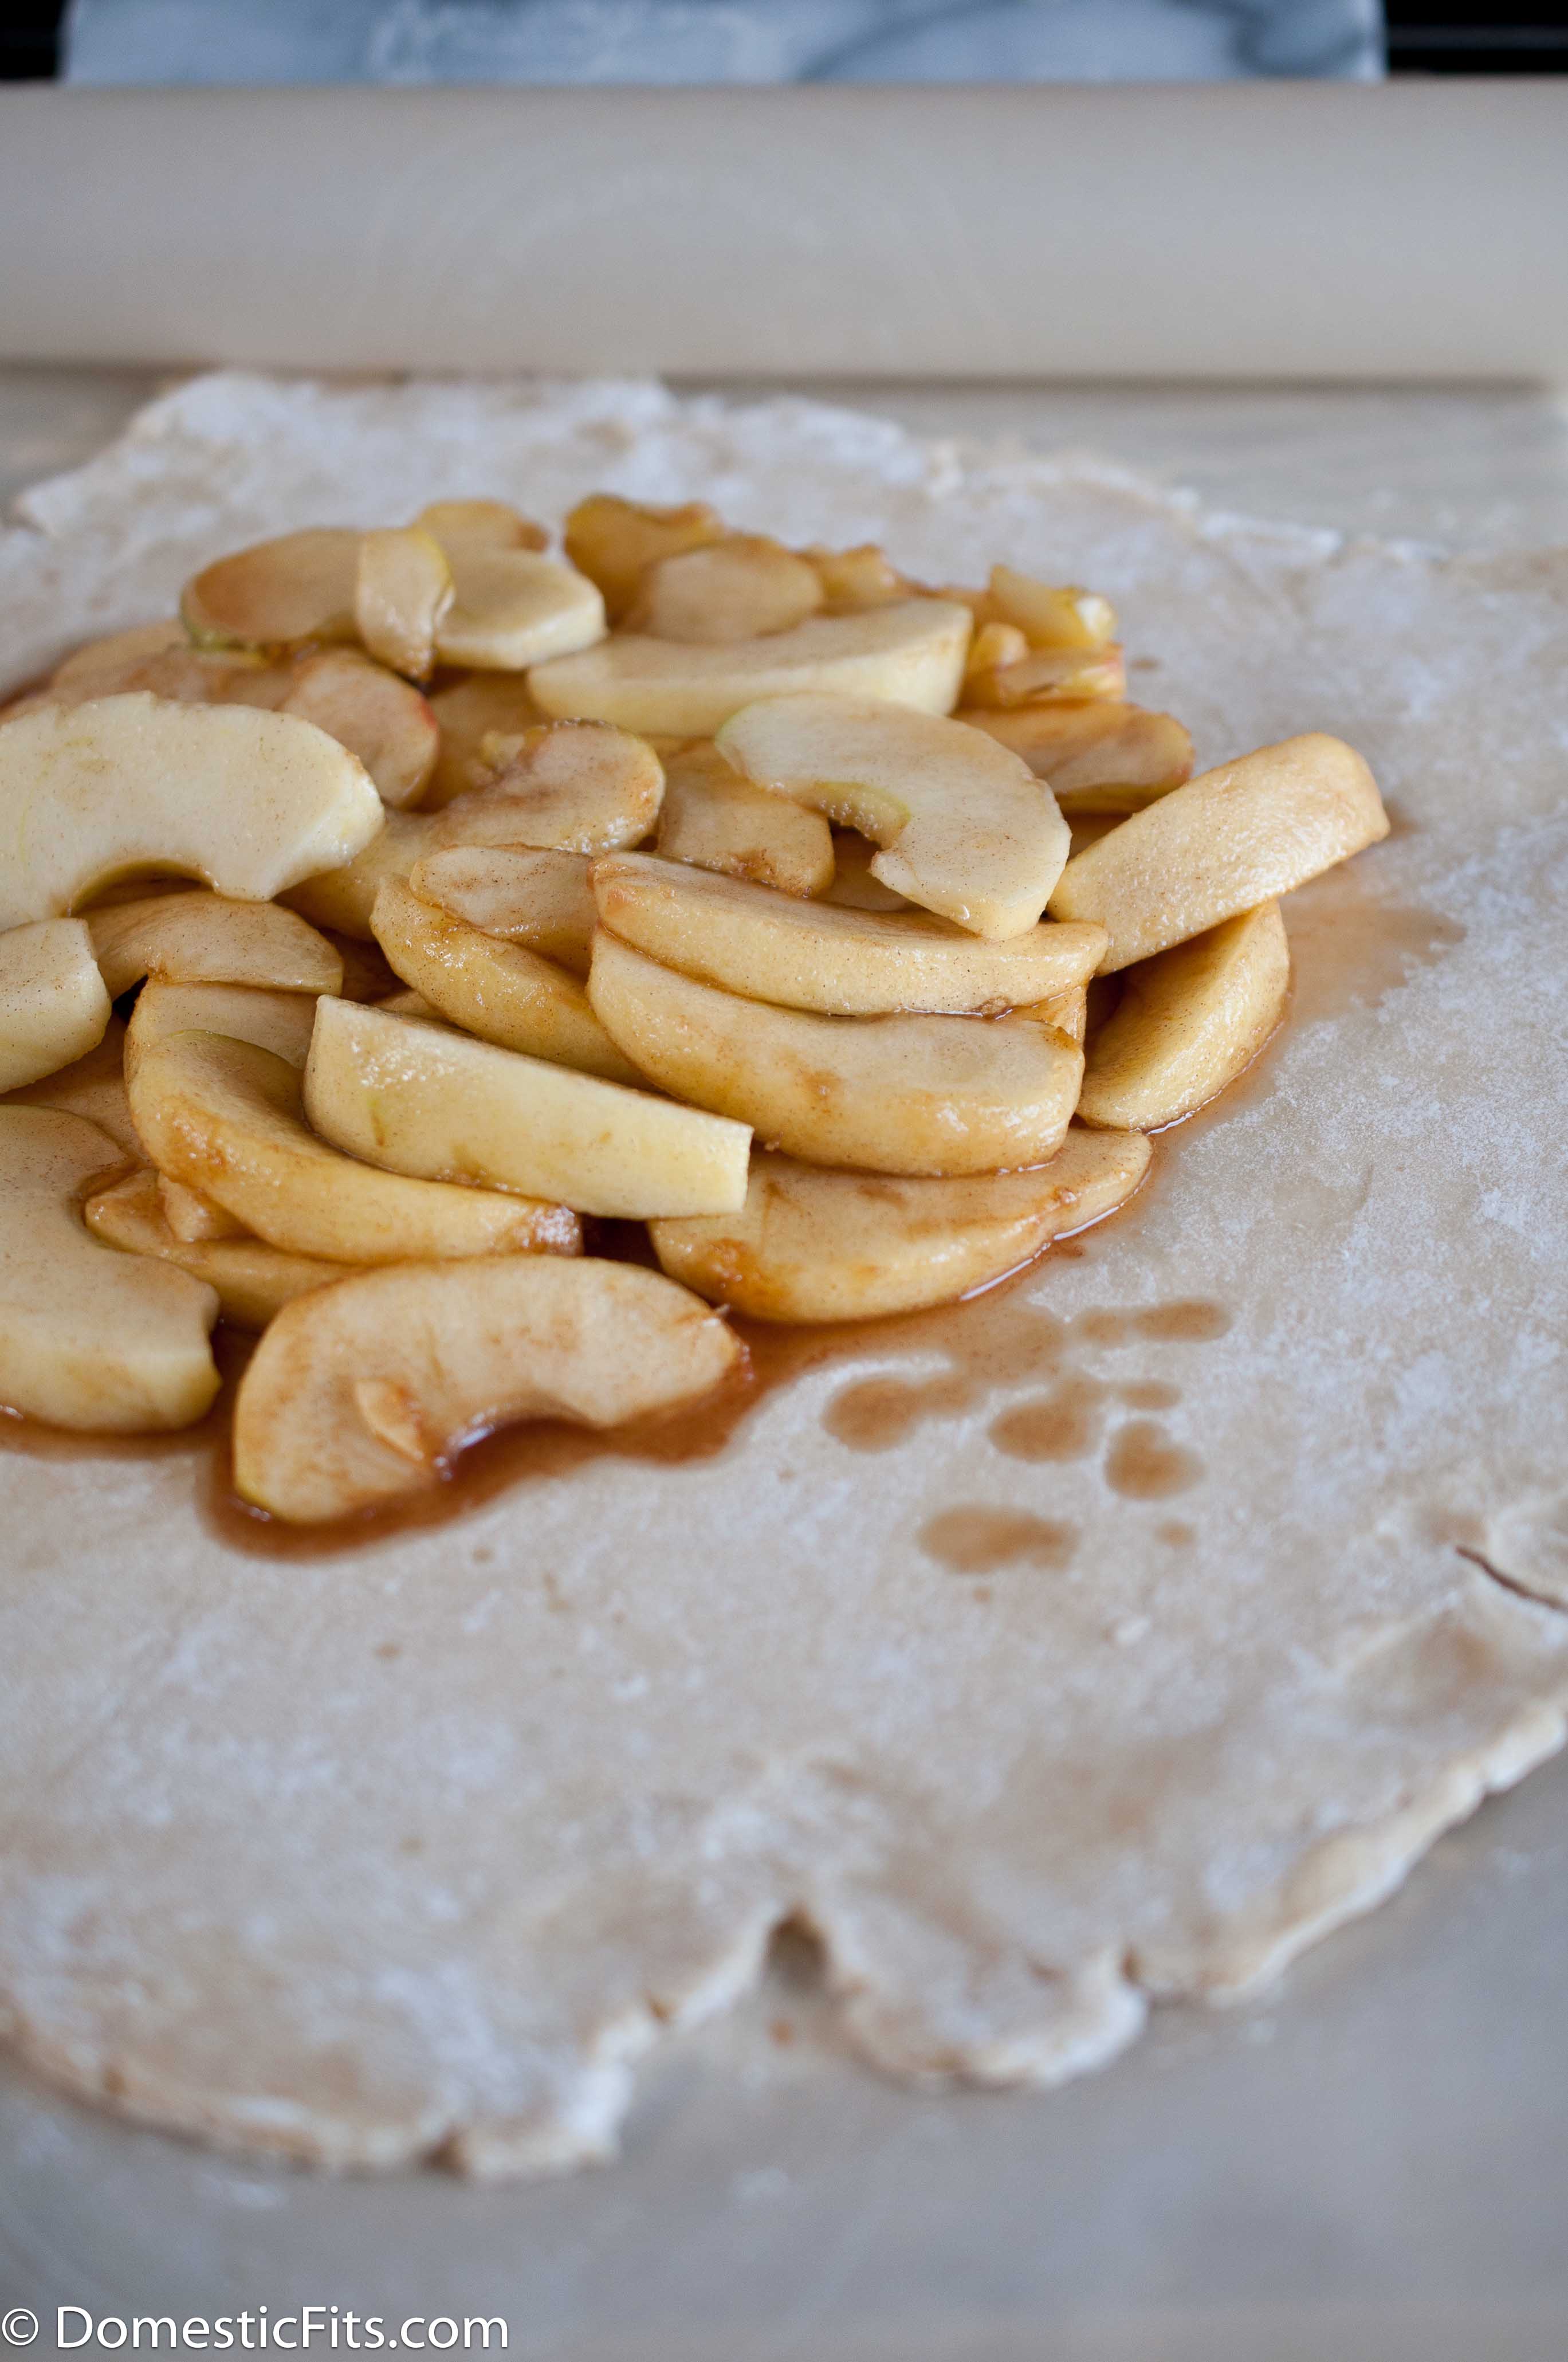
[0,374,1565,2177]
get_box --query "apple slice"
[716,693,1068,940]
[592,852,1106,1015]
[656,740,834,898]
[986,568,1118,652]
[277,650,438,809]
[86,1167,349,1329]
[588,932,1083,1177]
[305,997,750,1219]
[0,695,384,929]
[428,524,605,670]
[50,621,187,694]
[1019,983,1088,1046]
[529,599,973,737]
[563,493,729,622]
[408,847,596,975]
[233,1254,740,1524]
[0,1107,218,1430]
[128,1027,580,1264]
[354,526,454,682]
[805,544,910,613]
[652,1131,1151,1322]
[1078,903,1290,1131]
[86,892,343,998]
[1048,734,1389,972]
[127,979,321,1070]
[630,537,823,642]
[961,703,1194,815]
[1,1015,141,1160]
[180,528,362,650]
[0,918,112,1089]
[158,1174,247,1243]
[371,877,640,1083]
[425,672,546,806]
[819,831,908,912]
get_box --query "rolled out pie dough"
[1,375,1565,2176]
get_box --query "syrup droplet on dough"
[1104,1421,1203,1501]
[918,1507,1079,1575]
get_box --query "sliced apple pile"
[233,1255,741,1524]
[1,487,1393,1519]
[716,692,1070,939]
[305,997,750,1219]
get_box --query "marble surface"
[63,0,1385,85]
[3,367,1568,2360]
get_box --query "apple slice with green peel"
[86,1167,351,1330]
[128,1027,580,1264]
[1048,734,1389,973]
[0,695,384,929]
[961,703,1194,815]
[305,997,750,1219]
[564,493,729,622]
[588,932,1083,1177]
[717,693,1070,940]
[652,1131,1151,1323]
[2,1015,140,1160]
[656,740,834,898]
[180,528,362,651]
[409,847,596,975]
[592,852,1106,1016]
[0,919,112,1090]
[354,527,453,683]
[0,1107,218,1430]
[233,1254,741,1524]
[127,980,321,1071]
[425,672,546,806]
[87,892,343,998]
[630,537,824,643]
[529,599,973,737]
[371,877,640,1084]
[1078,903,1290,1131]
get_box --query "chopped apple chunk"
[0,1107,218,1430]
[1048,734,1389,972]
[1078,903,1290,1131]
[87,892,342,998]
[592,852,1106,1015]
[631,536,824,643]
[128,1027,579,1264]
[655,740,834,898]
[371,877,640,1082]
[355,526,453,681]
[87,1167,350,1329]
[529,600,972,737]
[233,1255,740,1523]
[304,997,750,1219]
[563,493,729,622]
[0,918,112,1090]
[652,1131,1150,1322]
[962,702,1194,814]
[180,528,362,651]
[0,695,384,929]
[716,693,1068,940]
[588,932,1083,1177]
